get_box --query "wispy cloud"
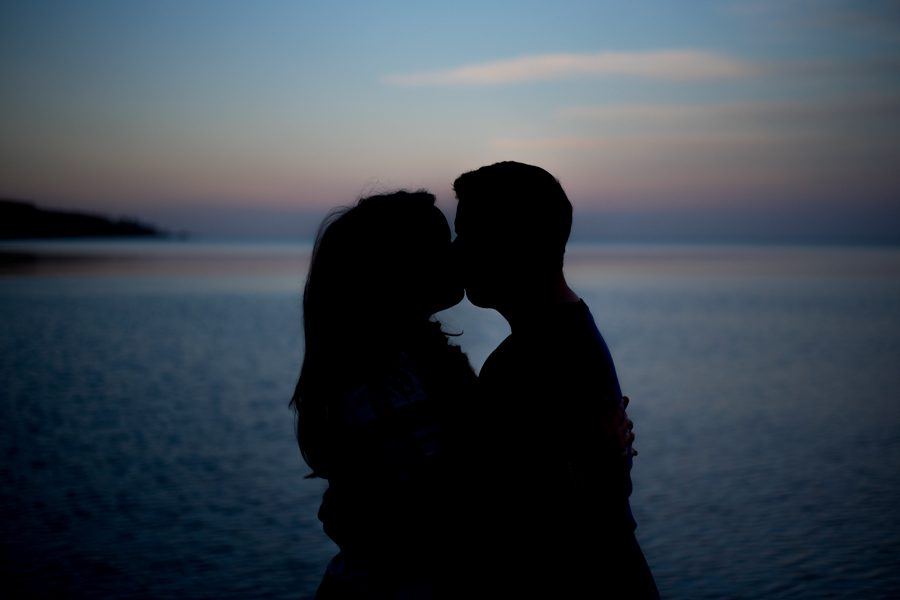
[556,95,900,128]
[490,132,796,153]
[385,50,759,86]
[491,136,610,151]
[558,104,715,121]
[487,129,898,208]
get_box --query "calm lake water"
[2,240,899,599]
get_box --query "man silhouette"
[451,161,659,598]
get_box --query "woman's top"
[314,325,476,598]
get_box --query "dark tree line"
[0,200,163,239]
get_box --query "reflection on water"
[4,239,899,280]
[2,240,899,598]
[0,239,312,279]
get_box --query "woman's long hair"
[291,191,457,477]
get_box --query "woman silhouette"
[291,191,476,598]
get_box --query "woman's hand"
[618,395,637,459]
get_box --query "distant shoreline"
[0,200,169,240]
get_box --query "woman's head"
[294,190,462,475]
[304,190,461,336]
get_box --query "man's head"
[452,161,572,308]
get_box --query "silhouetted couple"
[292,162,659,598]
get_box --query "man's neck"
[497,273,580,332]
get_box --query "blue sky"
[1,0,898,239]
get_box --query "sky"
[1,0,899,240]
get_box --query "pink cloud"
[385,50,759,86]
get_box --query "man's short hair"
[453,161,572,270]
